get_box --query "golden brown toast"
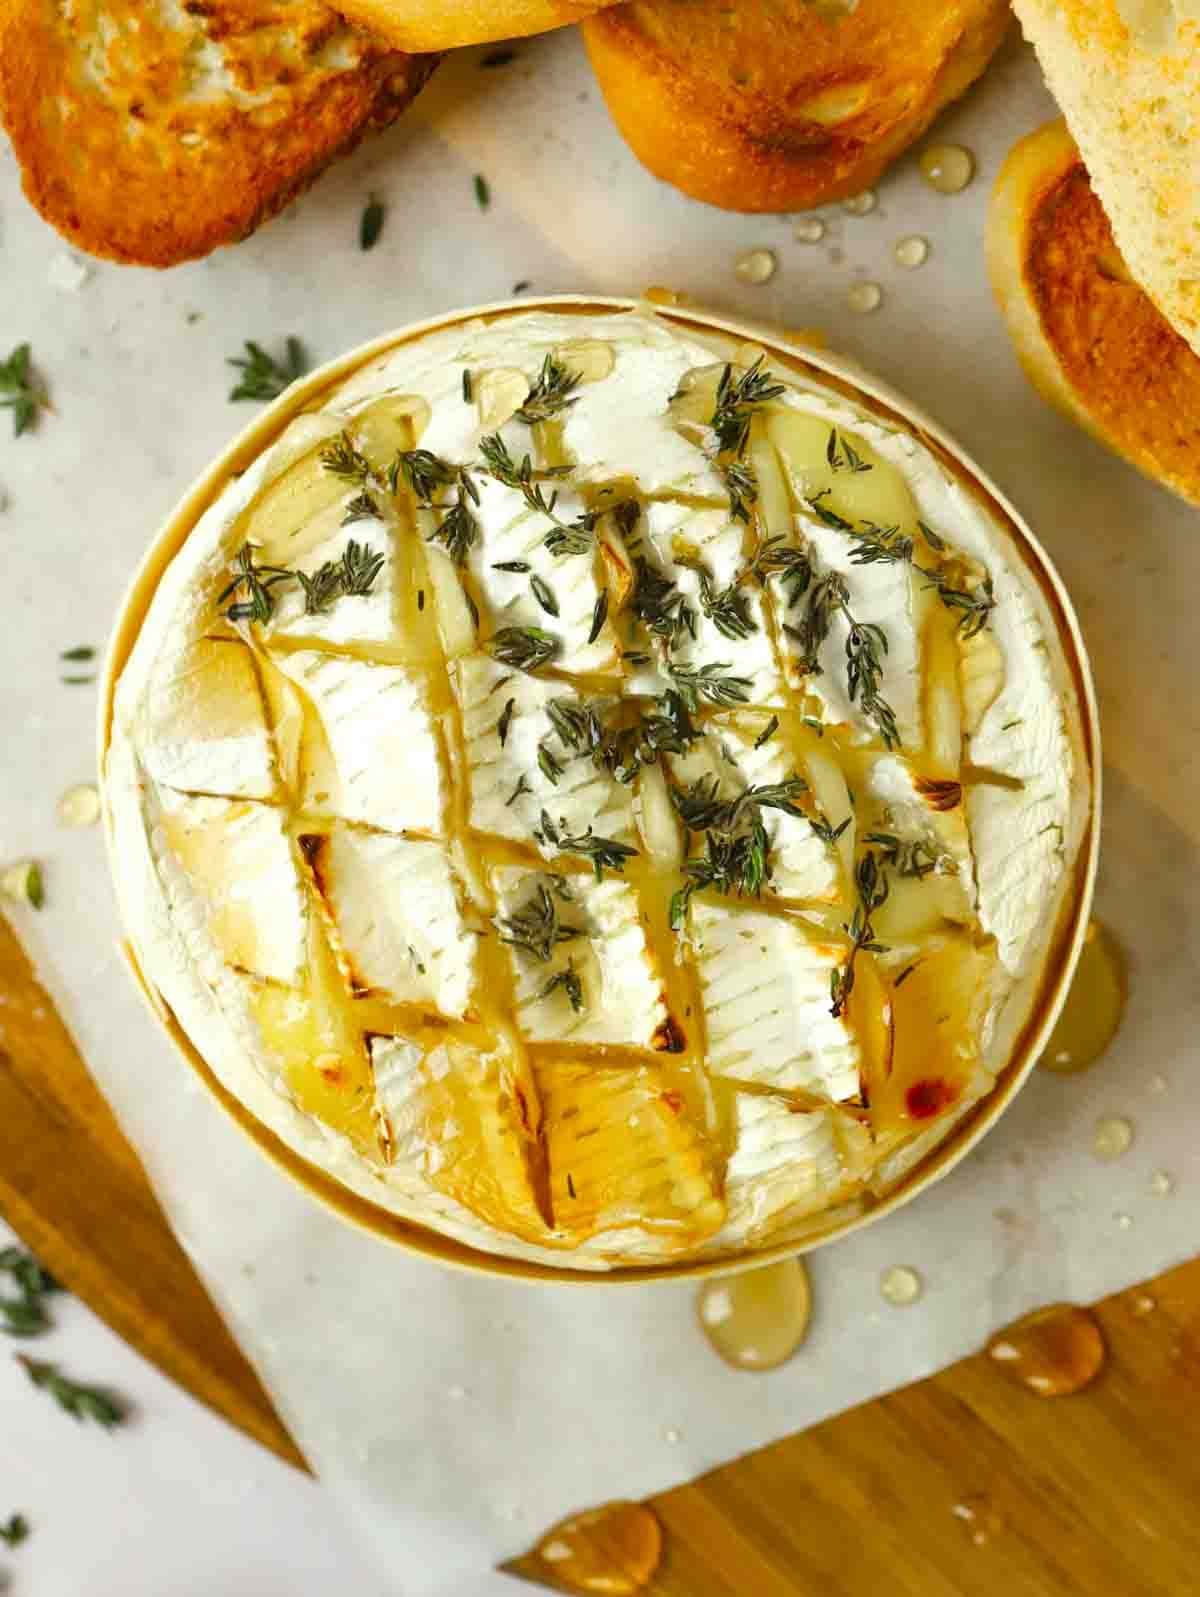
[988,118,1200,509]
[582,0,1012,213]
[0,1,437,268]
[333,0,617,52]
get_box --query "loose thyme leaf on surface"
[530,573,560,617]
[497,881,582,963]
[667,661,753,711]
[359,196,385,252]
[864,830,951,880]
[0,1513,28,1547]
[826,428,872,474]
[59,645,95,662]
[587,589,609,645]
[540,961,585,1013]
[829,850,890,1018]
[754,714,779,749]
[0,343,47,436]
[227,337,307,403]
[474,173,490,210]
[515,353,582,425]
[497,697,516,747]
[487,626,561,673]
[16,1356,125,1428]
[537,744,565,785]
[538,811,637,879]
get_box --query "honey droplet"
[735,248,777,285]
[504,1501,662,1595]
[985,1304,1105,1397]
[894,234,930,269]
[1133,1293,1157,1316]
[879,1264,923,1306]
[951,1494,1005,1548]
[842,189,877,216]
[793,218,826,243]
[57,782,101,829]
[697,1256,811,1371]
[919,143,975,194]
[1038,920,1127,1074]
[1093,1114,1134,1161]
[847,281,883,314]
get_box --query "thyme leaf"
[17,1356,125,1428]
[487,626,560,673]
[539,961,584,1013]
[829,850,890,1018]
[538,810,637,879]
[667,661,753,711]
[0,343,47,435]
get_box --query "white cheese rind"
[691,901,861,1100]
[106,306,1087,1271]
[493,865,669,1049]
[309,827,478,1017]
[272,650,446,835]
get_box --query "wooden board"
[2,908,1197,1594]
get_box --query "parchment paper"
[2,27,1198,1595]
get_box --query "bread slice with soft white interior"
[0,0,436,267]
[1012,0,1200,356]
[582,0,1012,212]
[988,117,1200,508]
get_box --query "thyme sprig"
[515,353,582,424]
[632,559,695,647]
[0,1247,59,1339]
[809,492,996,639]
[319,431,373,483]
[829,851,890,1018]
[478,434,596,555]
[498,881,582,962]
[17,1356,125,1428]
[747,536,814,609]
[390,446,482,565]
[788,572,900,749]
[537,810,637,879]
[220,540,385,623]
[0,343,47,435]
[670,773,807,834]
[669,814,771,930]
[667,661,753,711]
[227,337,306,403]
[540,961,584,1013]
[682,558,757,641]
[710,358,786,457]
[592,691,698,784]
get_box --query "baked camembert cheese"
[105,304,1090,1270]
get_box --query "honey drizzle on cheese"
[147,353,1022,1257]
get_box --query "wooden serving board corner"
[2,909,1198,1596]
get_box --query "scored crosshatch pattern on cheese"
[108,306,1087,1269]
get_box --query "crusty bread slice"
[1012,0,1200,356]
[0,1,437,268]
[988,118,1200,508]
[582,0,1012,212]
[333,0,616,52]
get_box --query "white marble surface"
[2,23,1199,1597]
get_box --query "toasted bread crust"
[333,0,615,51]
[988,119,1200,508]
[583,0,1011,212]
[1013,0,1200,357]
[0,1,437,268]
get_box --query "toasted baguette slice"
[582,0,1011,212]
[988,119,1200,508]
[333,0,616,51]
[1012,0,1200,355]
[0,1,436,267]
